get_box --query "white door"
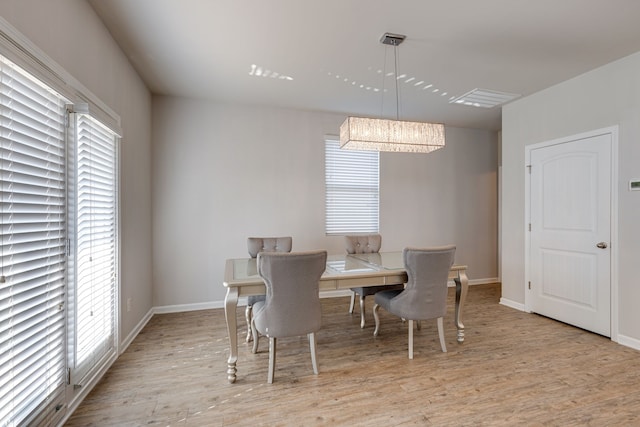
[529,132,611,336]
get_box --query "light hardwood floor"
[65,284,640,426]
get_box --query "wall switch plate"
[630,179,640,191]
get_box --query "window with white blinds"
[0,56,68,426]
[325,137,379,235]
[69,112,117,384]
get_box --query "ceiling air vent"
[450,88,520,108]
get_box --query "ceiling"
[89,0,640,131]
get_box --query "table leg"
[224,287,239,383]
[454,270,469,343]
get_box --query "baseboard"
[320,290,352,298]
[153,300,224,314]
[152,277,501,314]
[58,352,118,427]
[499,297,526,311]
[120,307,154,355]
[468,277,499,286]
[498,295,640,350]
[152,292,353,314]
[497,303,640,352]
[617,334,640,351]
[57,309,153,426]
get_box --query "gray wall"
[0,0,154,344]
[502,51,640,346]
[152,96,499,307]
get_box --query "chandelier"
[340,33,445,153]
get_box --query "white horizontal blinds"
[325,138,379,235]
[72,113,117,381]
[0,56,67,426]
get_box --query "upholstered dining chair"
[373,245,456,359]
[250,250,327,383]
[345,234,404,328]
[245,237,293,342]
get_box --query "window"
[0,55,68,426]
[0,47,120,425]
[325,137,379,235]
[68,112,118,386]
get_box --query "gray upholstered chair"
[250,250,327,383]
[245,237,293,342]
[373,245,456,359]
[345,234,404,328]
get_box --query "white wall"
[502,51,640,345]
[152,96,499,307]
[0,0,154,343]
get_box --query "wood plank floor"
[65,284,640,426]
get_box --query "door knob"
[596,242,608,249]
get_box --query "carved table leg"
[224,287,239,383]
[454,271,469,343]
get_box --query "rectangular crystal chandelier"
[339,116,445,153]
[339,33,446,154]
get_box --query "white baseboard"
[617,334,640,351]
[152,277,501,314]
[320,289,352,298]
[120,307,154,355]
[467,277,499,286]
[499,301,640,352]
[58,352,118,427]
[58,309,153,426]
[153,300,224,314]
[499,297,526,311]
[152,291,353,314]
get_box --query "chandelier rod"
[393,39,400,121]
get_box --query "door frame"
[524,126,619,342]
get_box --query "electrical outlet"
[126,297,132,312]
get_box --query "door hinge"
[527,165,532,174]
[67,368,71,385]
[528,223,531,232]
[528,281,531,290]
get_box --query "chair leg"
[373,304,381,336]
[359,295,366,328]
[408,319,414,359]
[348,291,356,314]
[308,332,319,375]
[245,305,253,342]
[437,317,447,353]
[251,318,259,354]
[268,337,276,383]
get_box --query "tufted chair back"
[253,250,327,338]
[372,245,456,358]
[343,234,394,328]
[251,250,327,382]
[247,237,293,258]
[344,234,382,255]
[390,246,456,320]
[244,236,293,343]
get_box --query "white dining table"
[222,251,469,383]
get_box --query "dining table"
[222,251,469,383]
